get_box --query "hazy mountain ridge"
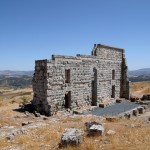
[128,68,150,76]
[0,71,33,88]
[0,68,150,88]
[1,68,150,77]
[0,70,34,76]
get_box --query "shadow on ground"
[13,103,35,113]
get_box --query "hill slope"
[0,75,32,88]
[129,68,150,76]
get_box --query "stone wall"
[32,44,130,116]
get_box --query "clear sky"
[0,0,150,71]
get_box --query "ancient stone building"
[32,44,130,116]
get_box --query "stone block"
[85,121,104,136]
[60,128,84,147]
[132,109,138,116]
[124,112,132,119]
[99,103,106,108]
[137,107,145,114]
[116,99,122,103]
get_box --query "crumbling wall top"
[93,44,124,52]
[52,55,80,60]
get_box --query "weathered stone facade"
[32,44,130,116]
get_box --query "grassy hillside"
[129,75,150,82]
[0,75,32,88]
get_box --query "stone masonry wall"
[32,44,130,116]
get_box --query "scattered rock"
[73,110,83,115]
[25,122,48,129]
[42,116,49,120]
[99,103,105,108]
[85,121,102,130]
[6,128,27,140]
[106,130,116,135]
[22,121,33,126]
[141,105,148,110]
[13,115,21,119]
[124,112,132,119]
[132,109,138,116]
[22,122,29,126]
[24,111,30,117]
[130,97,139,102]
[137,107,145,114]
[60,128,84,147]
[141,94,150,101]
[89,124,104,136]
[34,111,41,117]
[6,134,14,140]
[116,99,122,103]
[125,123,141,128]
[85,121,104,136]
[19,103,24,108]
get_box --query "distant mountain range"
[128,68,150,76]
[128,68,150,82]
[0,68,150,88]
[0,71,33,88]
[1,68,150,77]
[0,70,34,76]
[0,75,32,88]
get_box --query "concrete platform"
[85,101,140,116]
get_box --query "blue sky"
[0,0,150,71]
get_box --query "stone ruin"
[32,44,130,116]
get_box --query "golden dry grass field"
[130,81,150,98]
[0,82,150,150]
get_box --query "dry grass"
[0,87,33,127]
[0,87,32,104]
[1,118,149,150]
[0,84,150,150]
[130,81,150,98]
[0,138,10,148]
[61,119,150,150]
[131,81,150,93]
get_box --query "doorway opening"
[111,85,115,98]
[64,91,71,108]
